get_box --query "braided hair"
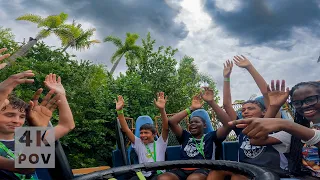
[287,81,320,175]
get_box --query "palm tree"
[60,20,100,52]
[104,33,141,75]
[8,12,71,63]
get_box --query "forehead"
[292,85,319,101]
[0,105,26,115]
[140,129,152,133]
[190,116,203,122]
[242,103,259,109]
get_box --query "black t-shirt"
[177,130,223,160]
[234,127,287,171]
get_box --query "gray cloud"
[0,0,188,74]
[17,0,188,45]
[204,0,320,49]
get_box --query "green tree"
[60,20,100,52]
[1,28,220,168]
[104,33,141,75]
[0,27,18,54]
[8,12,70,62]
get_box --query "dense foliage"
[0,27,218,168]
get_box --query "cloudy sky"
[1,0,319,103]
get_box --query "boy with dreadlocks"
[208,57,291,179]
[233,81,320,180]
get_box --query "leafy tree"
[0,27,18,54]
[104,33,141,75]
[60,20,100,52]
[8,12,70,62]
[1,28,219,168]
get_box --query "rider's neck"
[0,132,14,140]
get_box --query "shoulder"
[177,130,191,144]
[156,136,168,145]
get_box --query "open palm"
[115,95,125,110]
[223,60,233,78]
[191,94,203,110]
[154,92,167,109]
[28,89,59,127]
[268,80,289,107]
[233,55,252,68]
[201,87,214,102]
[44,73,66,95]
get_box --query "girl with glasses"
[232,81,320,179]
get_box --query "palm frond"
[104,36,123,48]
[111,49,125,63]
[75,39,100,51]
[53,28,74,45]
[125,33,139,46]
[59,12,68,23]
[16,14,43,24]
[38,13,68,28]
[37,29,51,39]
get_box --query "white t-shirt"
[132,136,168,177]
[270,131,291,153]
[269,131,292,170]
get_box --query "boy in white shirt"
[115,92,169,180]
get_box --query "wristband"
[116,109,124,115]
[224,77,230,82]
[301,129,320,146]
[185,107,192,116]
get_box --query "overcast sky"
[1,0,319,103]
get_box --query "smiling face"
[241,102,265,119]
[0,104,26,136]
[188,116,206,137]
[292,85,320,123]
[139,129,156,144]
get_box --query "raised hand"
[154,92,167,109]
[267,80,290,107]
[190,94,203,110]
[233,55,252,69]
[201,87,214,103]
[223,60,233,78]
[28,89,60,127]
[115,95,125,110]
[44,73,66,95]
[0,70,34,109]
[0,48,10,70]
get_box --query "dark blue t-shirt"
[0,140,20,180]
[234,127,287,171]
[0,140,38,180]
[177,130,223,160]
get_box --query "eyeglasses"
[291,95,319,109]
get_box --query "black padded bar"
[73,160,279,180]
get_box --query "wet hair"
[1,95,28,113]
[242,100,266,111]
[140,124,156,134]
[287,81,320,175]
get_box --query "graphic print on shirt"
[240,135,266,159]
[184,137,205,157]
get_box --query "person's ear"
[203,122,207,129]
